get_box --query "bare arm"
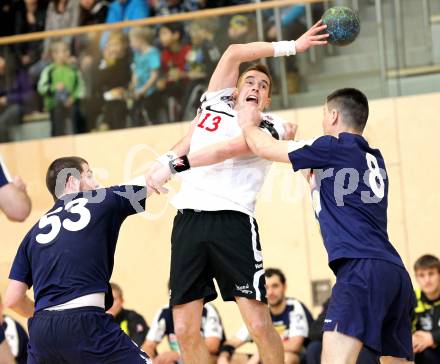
[137,69,159,97]
[205,337,221,355]
[208,20,328,92]
[0,177,31,222]
[0,341,15,364]
[237,105,291,163]
[4,280,34,318]
[283,336,305,354]
[141,340,158,358]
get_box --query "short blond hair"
[129,26,156,45]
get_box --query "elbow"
[4,294,17,311]
[7,202,31,222]
[224,44,244,62]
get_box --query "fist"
[237,103,261,129]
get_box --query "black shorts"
[169,209,267,306]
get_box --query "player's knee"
[174,320,201,343]
[246,318,271,340]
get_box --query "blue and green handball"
[322,6,360,46]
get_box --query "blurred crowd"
[0,0,326,142]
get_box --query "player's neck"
[269,298,286,315]
[336,128,362,138]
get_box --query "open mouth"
[245,95,259,104]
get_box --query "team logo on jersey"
[420,315,433,331]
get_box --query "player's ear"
[265,97,271,109]
[330,108,338,125]
[232,88,239,102]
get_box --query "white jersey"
[172,88,286,216]
[234,298,311,342]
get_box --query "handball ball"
[322,6,360,46]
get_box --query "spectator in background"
[152,0,198,16]
[142,290,225,363]
[129,26,160,126]
[100,0,150,48]
[0,0,19,37]
[79,0,109,26]
[43,0,81,55]
[413,254,440,363]
[182,18,221,120]
[306,297,380,364]
[37,40,85,136]
[0,54,36,142]
[156,22,191,122]
[0,293,28,364]
[14,0,47,69]
[94,30,131,130]
[218,268,313,364]
[105,0,150,23]
[107,282,150,347]
[224,14,257,71]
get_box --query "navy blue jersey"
[288,133,403,270]
[9,185,146,312]
[0,155,11,188]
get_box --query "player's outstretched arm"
[147,121,297,192]
[208,20,328,92]
[4,280,34,318]
[0,176,32,222]
[238,105,291,163]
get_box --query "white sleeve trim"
[287,138,319,153]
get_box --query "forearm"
[9,295,34,318]
[187,137,250,168]
[283,337,304,353]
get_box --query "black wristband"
[169,155,191,174]
[219,344,236,357]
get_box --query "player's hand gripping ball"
[322,6,360,46]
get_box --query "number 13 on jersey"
[197,113,222,132]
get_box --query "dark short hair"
[110,282,123,298]
[160,22,184,40]
[46,157,88,201]
[414,254,440,274]
[265,268,286,285]
[238,63,273,96]
[326,88,369,132]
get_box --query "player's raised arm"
[208,20,328,92]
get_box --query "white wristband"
[156,151,178,166]
[272,40,297,57]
